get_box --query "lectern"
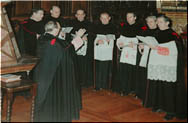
[1,2,38,122]
[1,2,38,74]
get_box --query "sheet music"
[94,34,115,61]
[117,35,138,50]
[117,35,138,65]
[58,27,73,40]
[76,40,87,56]
[136,36,159,47]
[58,33,65,40]
[148,41,178,82]
[139,45,150,67]
[62,27,73,33]
[106,34,116,40]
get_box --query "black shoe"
[156,109,164,113]
[94,88,100,91]
[121,92,128,96]
[164,114,174,121]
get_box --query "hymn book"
[136,36,159,47]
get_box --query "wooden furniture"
[1,80,37,122]
[1,55,38,75]
[1,6,21,68]
[1,3,38,122]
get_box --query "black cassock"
[34,33,82,122]
[17,19,44,56]
[93,23,117,90]
[145,28,187,119]
[113,22,141,95]
[135,27,159,103]
[43,15,68,27]
[69,19,95,87]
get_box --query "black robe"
[69,19,95,88]
[93,23,117,90]
[145,28,187,118]
[43,15,67,27]
[113,22,141,94]
[135,27,159,103]
[17,19,44,56]
[34,33,82,122]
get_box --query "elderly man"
[34,20,86,122]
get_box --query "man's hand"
[118,42,124,48]
[138,44,144,55]
[36,34,41,39]
[148,44,157,50]
[61,32,66,37]
[82,36,88,41]
[106,39,110,44]
[128,42,134,48]
[97,40,104,44]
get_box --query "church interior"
[0,1,187,122]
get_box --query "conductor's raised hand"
[76,28,86,37]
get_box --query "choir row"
[15,5,187,122]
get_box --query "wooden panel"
[1,7,21,67]
[32,1,41,9]
[72,1,88,14]
[15,1,32,16]
[41,1,57,14]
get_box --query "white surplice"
[94,34,115,61]
[117,35,138,65]
[148,41,178,82]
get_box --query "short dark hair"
[75,8,86,14]
[100,12,111,17]
[50,5,61,11]
[157,14,172,27]
[126,9,137,17]
[29,8,43,17]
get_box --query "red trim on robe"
[23,26,37,35]
[120,22,125,27]
[50,38,56,45]
[20,21,28,24]
[141,26,148,31]
[172,32,180,39]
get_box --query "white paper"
[120,47,137,65]
[106,34,116,40]
[72,36,84,51]
[94,34,115,61]
[117,35,138,65]
[136,36,159,47]
[148,41,178,82]
[76,40,87,56]
[139,45,150,67]
[71,33,88,38]
[116,35,138,50]
[62,27,73,33]
[58,32,66,40]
